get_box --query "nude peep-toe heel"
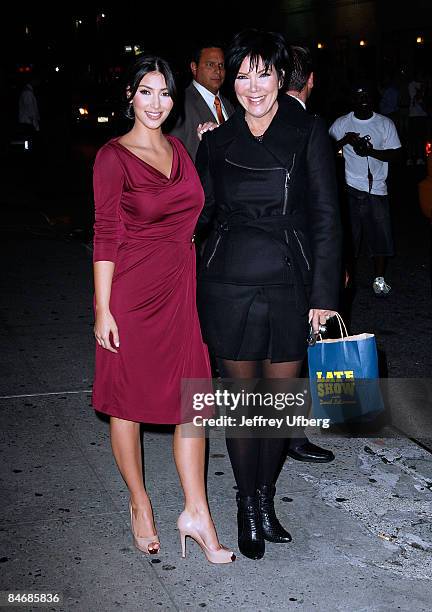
[129,500,160,555]
[177,510,235,564]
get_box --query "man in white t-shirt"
[329,85,402,296]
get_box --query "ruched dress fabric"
[92,136,211,424]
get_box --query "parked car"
[72,84,125,135]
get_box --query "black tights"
[217,358,302,497]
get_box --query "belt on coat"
[213,213,310,313]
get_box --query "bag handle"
[309,312,349,345]
[334,312,348,338]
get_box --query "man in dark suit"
[280,46,336,464]
[285,45,314,112]
[170,44,235,161]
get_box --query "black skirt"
[197,281,309,363]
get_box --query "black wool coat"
[195,95,342,312]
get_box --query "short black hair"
[225,29,290,91]
[191,41,225,65]
[123,54,176,119]
[286,46,313,92]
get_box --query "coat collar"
[213,101,307,168]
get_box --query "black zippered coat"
[195,95,342,312]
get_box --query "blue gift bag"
[308,314,384,424]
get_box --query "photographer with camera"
[330,84,402,296]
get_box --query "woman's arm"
[195,133,217,237]
[92,145,124,352]
[94,262,119,352]
[306,117,343,327]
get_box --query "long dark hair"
[225,29,290,91]
[123,54,177,119]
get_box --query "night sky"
[2,2,430,126]
[2,4,279,67]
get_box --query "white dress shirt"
[193,80,229,123]
[287,93,306,110]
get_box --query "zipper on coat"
[206,234,222,268]
[224,156,298,270]
[282,171,289,215]
[282,153,296,215]
[225,156,296,215]
[225,158,285,172]
[284,229,291,268]
[293,229,311,270]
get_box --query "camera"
[352,134,372,157]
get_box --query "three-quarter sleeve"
[195,134,217,236]
[93,145,124,263]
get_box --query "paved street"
[0,147,431,611]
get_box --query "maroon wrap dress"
[92,136,211,423]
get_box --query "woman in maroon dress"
[92,55,234,564]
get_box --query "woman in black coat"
[195,30,342,560]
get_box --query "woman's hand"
[308,309,338,334]
[94,309,120,353]
[197,121,219,141]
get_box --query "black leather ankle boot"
[236,493,265,559]
[257,484,292,543]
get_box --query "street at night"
[1,3,432,611]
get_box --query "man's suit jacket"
[170,83,235,161]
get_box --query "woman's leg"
[217,358,265,558]
[217,358,260,496]
[110,417,158,548]
[253,359,303,544]
[257,359,303,487]
[173,424,221,550]
[174,424,236,562]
